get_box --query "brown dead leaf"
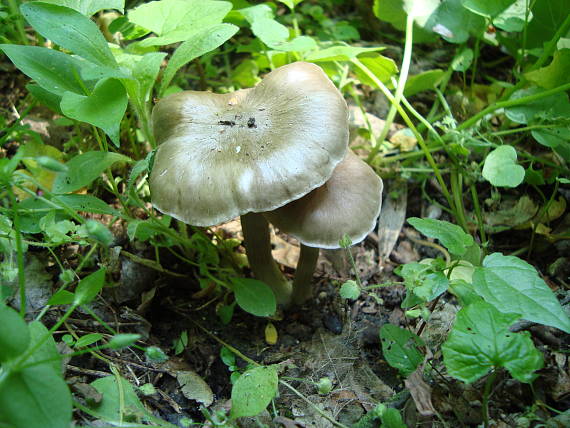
[377,180,408,261]
[404,368,436,417]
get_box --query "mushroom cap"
[149,62,349,226]
[264,151,383,249]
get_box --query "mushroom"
[149,62,349,305]
[264,150,383,304]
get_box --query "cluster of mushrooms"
[150,62,383,307]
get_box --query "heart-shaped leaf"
[482,145,524,187]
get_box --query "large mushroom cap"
[149,62,349,226]
[264,151,383,249]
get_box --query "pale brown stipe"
[265,150,384,249]
[149,62,349,227]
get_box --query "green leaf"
[306,45,384,62]
[89,375,150,423]
[473,253,570,333]
[451,48,473,72]
[27,321,61,375]
[403,69,445,96]
[41,0,124,16]
[84,219,114,246]
[160,23,238,94]
[0,45,85,96]
[494,0,532,32]
[380,324,424,377]
[250,17,288,46]
[482,145,525,188]
[117,51,166,104]
[505,88,570,124]
[53,194,119,215]
[27,84,63,114]
[52,151,132,194]
[0,303,30,362]
[0,365,72,428]
[107,334,140,349]
[276,0,304,10]
[526,49,570,89]
[525,0,568,48]
[407,217,474,256]
[339,280,361,300]
[60,78,128,146]
[442,301,543,383]
[47,290,75,305]
[352,53,398,86]
[75,333,104,348]
[230,366,278,419]
[462,0,516,18]
[231,278,276,317]
[128,0,232,47]
[531,127,570,148]
[74,268,106,306]
[21,2,117,67]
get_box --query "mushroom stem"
[241,212,292,305]
[291,244,320,305]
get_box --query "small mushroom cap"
[149,62,349,226]
[264,151,383,249]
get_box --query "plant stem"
[240,213,291,305]
[450,169,469,233]
[7,187,26,316]
[291,244,319,305]
[470,184,487,249]
[482,371,497,428]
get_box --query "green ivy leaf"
[52,151,132,194]
[230,366,278,418]
[473,253,570,333]
[442,301,543,383]
[482,145,525,188]
[380,324,424,377]
[60,78,128,146]
[231,278,276,317]
[407,217,474,256]
[0,303,30,363]
[21,2,117,67]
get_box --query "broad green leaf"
[75,333,104,348]
[407,217,474,256]
[41,0,124,16]
[526,0,568,48]
[424,0,486,43]
[306,45,384,62]
[117,51,166,104]
[482,145,524,188]
[74,268,106,305]
[27,321,61,375]
[160,23,238,94]
[352,53,398,86]
[230,366,278,418]
[0,303,30,362]
[373,0,436,43]
[451,48,473,72]
[84,220,114,246]
[129,0,232,47]
[442,301,543,383]
[60,78,128,146]
[276,0,304,10]
[462,0,516,18]
[380,324,424,377]
[238,4,274,24]
[251,17,289,47]
[21,2,117,67]
[272,35,317,52]
[494,0,532,32]
[526,49,570,89]
[52,151,132,194]
[532,127,570,148]
[412,271,449,302]
[53,194,118,215]
[505,88,570,124]
[231,278,276,317]
[47,290,75,305]
[0,45,85,95]
[473,253,570,333]
[0,365,72,428]
[27,84,63,114]
[403,69,445,96]
[89,375,150,422]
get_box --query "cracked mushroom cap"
[149,62,349,226]
[264,150,383,249]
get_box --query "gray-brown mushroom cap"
[149,62,349,227]
[264,151,383,249]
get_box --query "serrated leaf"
[160,23,238,94]
[442,301,543,383]
[231,278,276,317]
[482,145,525,188]
[0,45,86,96]
[473,253,570,333]
[407,217,474,256]
[21,2,117,67]
[0,303,30,362]
[380,324,424,377]
[74,268,106,306]
[60,78,128,146]
[52,151,132,194]
[230,366,278,418]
